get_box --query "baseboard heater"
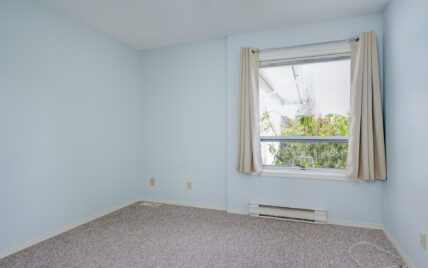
[249,203,327,224]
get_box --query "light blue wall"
[1,0,406,258]
[0,0,143,253]
[383,0,428,266]
[139,14,386,224]
[226,14,385,223]
[139,39,227,208]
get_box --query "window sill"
[260,168,357,182]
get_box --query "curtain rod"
[252,36,359,54]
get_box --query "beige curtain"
[237,48,263,174]
[346,31,386,180]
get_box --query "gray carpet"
[0,202,406,268]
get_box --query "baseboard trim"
[327,219,384,230]
[0,198,140,260]
[140,198,250,216]
[381,226,415,268]
[140,198,388,230]
[139,197,226,211]
[226,209,249,215]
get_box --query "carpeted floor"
[0,202,406,268]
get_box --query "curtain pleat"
[346,31,386,180]
[237,48,262,174]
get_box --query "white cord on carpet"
[348,241,407,268]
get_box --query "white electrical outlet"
[150,177,155,186]
[420,232,426,249]
[187,181,192,190]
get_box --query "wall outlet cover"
[420,232,426,249]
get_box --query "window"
[259,50,351,171]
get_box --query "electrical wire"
[348,241,407,268]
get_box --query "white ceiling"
[36,0,389,50]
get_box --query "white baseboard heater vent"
[249,203,327,224]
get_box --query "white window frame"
[258,51,352,181]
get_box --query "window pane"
[259,59,350,137]
[259,58,350,169]
[261,141,348,169]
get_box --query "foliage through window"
[259,55,350,170]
